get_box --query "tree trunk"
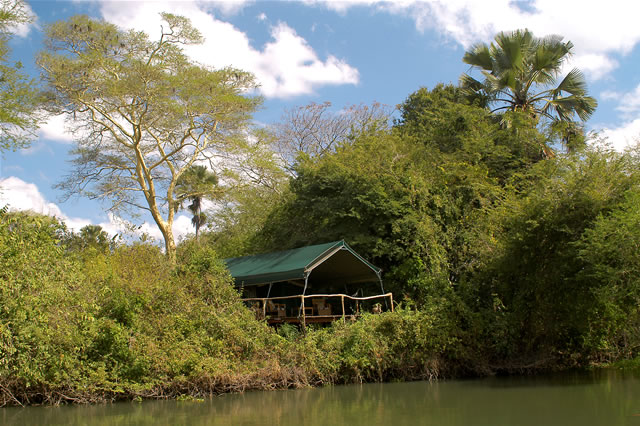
[153,215,176,264]
[162,225,177,264]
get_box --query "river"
[3,369,640,425]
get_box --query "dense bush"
[461,144,640,367]
[0,212,463,405]
[0,212,282,404]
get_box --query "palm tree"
[186,196,207,240]
[175,165,219,240]
[460,29,597,124]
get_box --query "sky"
[2,0,640,243]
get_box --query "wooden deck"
[266,315,358,325]
[242,292,393,326]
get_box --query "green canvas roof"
[224,240,381,287]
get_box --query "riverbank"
[1,213,467,406]
[2,212,637,407]
[1,307,462,406]
[6,369,640,426]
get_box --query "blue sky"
[2,0,640,241]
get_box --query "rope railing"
[242,292,394,325]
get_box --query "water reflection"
[3,370,640,425]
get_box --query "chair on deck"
[312,298,332,316]
[266,300,287,318]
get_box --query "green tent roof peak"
[223,240,381,287]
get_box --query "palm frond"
[553,68,588,96]
[462,43,493,70]
[549,95,598,121]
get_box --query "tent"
[224,240,385,298]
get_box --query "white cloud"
[0,177,194,241]
[172,214,195,241]
[306,0,640,81]
[596,84,640,150]
[570,54,618,81]
[257,22,359,97]
[303,0,381,14]
[204,0,253,16]
[139,1,640,82]
[98,1,359,98]
[38,114,75,143]
[0,176,90,231]
[8,1,36,38]
[599,119,640,151]
[600,90,619,101]
[0,177,65,217]
[600,84,640,120]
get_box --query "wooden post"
[341,295,345,322]
[389,294,394,312]
[301,295,306,328]
[356,300,359,315]
[262,298,267,318]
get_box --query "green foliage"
[0,212,279,404]
[300,308,469,383]
[460,29,597,123]
[464,144,640,365]
[255,130,455,301]
[396,85,550,180]
[0,212,87,388]
[5,20,640,403]
[64,224,115,254]
[0,0,41,151]
[255,90,545,301]
[577,188,640,360]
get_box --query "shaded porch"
[244,292,394,325]
[224,240,392,325]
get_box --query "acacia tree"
[38,14,260,262]
[0,0,41,151]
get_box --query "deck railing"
[242,292,394,325]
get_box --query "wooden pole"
[301,295,306,327]
[389,294,394,312]
[262,298,267,318]
[341,295,345,322]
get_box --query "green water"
[3,370,640,425]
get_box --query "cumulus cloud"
[206,0,253,16]
[599,84,640,120]
[98,1,359,98]
[599,119,640,152]
[596,84,640,150]
[0,177,194,241]
[0,177,91,231]
[38,114,75,143]
[7,0,36,38]
[0,177,66,218]
[305,0,640,81]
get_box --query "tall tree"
[460,29,597,124]
[271,102,392,174]
[175,165,219,240]
[38,14,260,262]
[0,0,41,151]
